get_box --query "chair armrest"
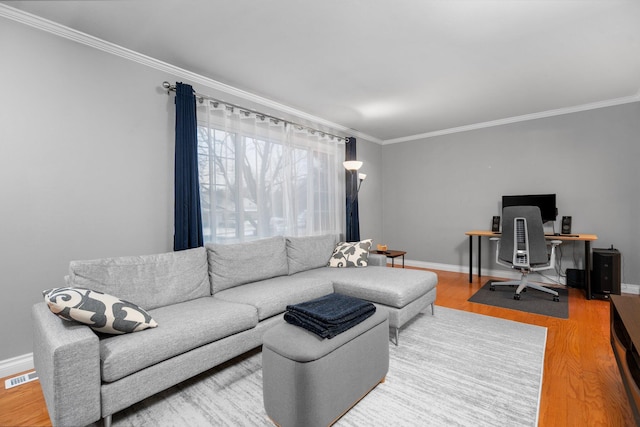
[32,302,101,427]
[545,240,562,270]
[490,237,511,268]
[368,253,387,266]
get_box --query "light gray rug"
[112,307,547,427]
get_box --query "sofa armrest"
[32,302,101,427]
[368,253,387,267]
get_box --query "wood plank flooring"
[433,270,635,427]
[0,269,635,426]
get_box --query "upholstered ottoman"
[329,267,438,345]
[262,309,389,427]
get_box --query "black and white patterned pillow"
[327,239,373,268]
[43,287,158,335]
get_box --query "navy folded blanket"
[284,293,376,339]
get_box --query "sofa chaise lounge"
[32,234,438,426]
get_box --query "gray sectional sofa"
[32,234,438,427]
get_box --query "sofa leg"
[431,303,435,315]
[103,414,112,427]
[394,327,399,346]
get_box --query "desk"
[465,230,598,299]
[372,250,406,268]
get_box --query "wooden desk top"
[465,230,598,241]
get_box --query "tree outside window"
[197,119,341,243]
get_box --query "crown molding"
[383,93,640,145]
[0,4,381,145]
[3,4,637,147]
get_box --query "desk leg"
[477,236,482,281]
[402,254,405,268]
[469,235,473,283]
[391,257,395,268]
[585,241,592,300]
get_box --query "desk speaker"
[491,216,500,232]
[561,216,572,234]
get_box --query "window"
[197,103,343,243]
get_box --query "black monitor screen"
[502,194,557,223]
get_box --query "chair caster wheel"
[553,296,560,302]
[514,294,521,300]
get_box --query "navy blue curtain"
[345,137,360,242]
[173,82,203,251]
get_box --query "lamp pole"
[343,161,366,242]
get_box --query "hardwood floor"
[433,270,635,427]
[0,269,635,426]
[0,371,50,427]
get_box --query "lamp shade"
[358,173,367,181]
[343,160,363,171]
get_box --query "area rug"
[110,307,547,427]
[469,281,569,319]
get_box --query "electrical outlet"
[4,371,38,389]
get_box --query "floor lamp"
[344,161,366,241]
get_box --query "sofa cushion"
[206,236,289,293]
[214,276,334,321]
[43,287,157,334]
[99,297,258,382]
[286,234,337,275]
[327,239,373,267]
[294,266,438,308]
[67,247,210,311]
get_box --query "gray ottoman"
[330,267,438,345]
[262,309,389,427]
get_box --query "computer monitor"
[502,194,557,223]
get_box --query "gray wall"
[0,17,384,363]
[381,102,640,284]
[0,18,177,360]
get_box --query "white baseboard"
[622,283,640,295]
[404,259,640,293]
[0,353,34,379]
[404,259,558,284]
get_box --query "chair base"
[490,276,560,302]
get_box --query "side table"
[372,250,406,268]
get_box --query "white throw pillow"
[327,239,373,268]
[43,287,158,334]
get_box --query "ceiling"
[4,1,640,143]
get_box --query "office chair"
[490,206,562,301]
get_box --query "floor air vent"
[4,371,38,389]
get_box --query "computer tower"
[591,248,621,299]
[491,216,500,232]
